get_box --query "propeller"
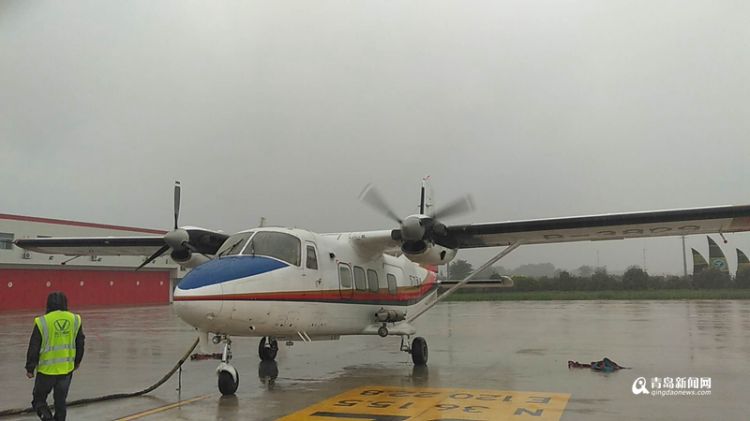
[432,195,475,220]
[137,181,190,270]
[137,244,169,270]
[358,183,402,224]
[359,181,474,246]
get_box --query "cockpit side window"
[306,245,318,270]
[242,231,301,266]
[216,232,253,257]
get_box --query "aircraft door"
[338,263,354,299]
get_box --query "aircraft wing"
[14,227,230,256]
[331,230,401,258]
[444,204,750,248]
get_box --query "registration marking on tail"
[277,385,570,421]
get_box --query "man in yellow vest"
[25,292,85,421]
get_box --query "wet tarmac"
[2,300,750,420]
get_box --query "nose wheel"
[215,335,239,395]
[259,336,279,361]
[218,369,239,395]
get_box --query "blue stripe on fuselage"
[178,255,288,290]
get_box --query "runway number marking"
[277,386,570,420]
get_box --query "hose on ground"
[0,336,200,418]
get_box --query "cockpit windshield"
[242,231,301,266]
[216,232,253,257]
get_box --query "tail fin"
[420,176,434,215]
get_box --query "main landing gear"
[215,335,239,395]
[401,335,428,366]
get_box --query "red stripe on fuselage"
[174,270,439,304]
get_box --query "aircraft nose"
[173,286,223,331]
[172,255,287,330]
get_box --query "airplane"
[15,179,750,395]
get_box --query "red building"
[0,214,183,312]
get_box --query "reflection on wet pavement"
[1,300,749,420]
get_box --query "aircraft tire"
[259,337,278,361]
[218,370,239,395]
[411,337,428,366]
[378,326,388,337]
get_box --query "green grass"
[445,289,750,301]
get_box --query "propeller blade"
[359,183,402,223]
[173,181,181,229]
[420,185,425,214]
[432,195,475,220]
[136,244,170,271]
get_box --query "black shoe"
[36,406,54,421]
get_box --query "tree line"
[446,259,750,290]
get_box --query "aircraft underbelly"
[219,300,392,337]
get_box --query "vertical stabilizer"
[420,175,434,215]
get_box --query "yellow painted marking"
[113,393,214,421]
[278,385,570,421]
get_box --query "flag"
[692,248,708,274]
[707,237,729,273]
[737,249,750,275]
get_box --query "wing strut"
[60,255,82,265]
[408,241,522,322]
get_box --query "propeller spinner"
[137,181,193,270]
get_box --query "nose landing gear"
[216,336,239,395]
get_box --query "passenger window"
[354,266,367,291]
[338,264,352,288]
[306,245,318,270]
[387,273,397,295]
[367,269,379,292]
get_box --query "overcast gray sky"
[2,1,749,274]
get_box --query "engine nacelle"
[401,241,457,265]
[170,250,210,268]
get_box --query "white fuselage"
[173,228,439,340]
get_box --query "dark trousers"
[31,372,72,421]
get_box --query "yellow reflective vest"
[34,310,81,375]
